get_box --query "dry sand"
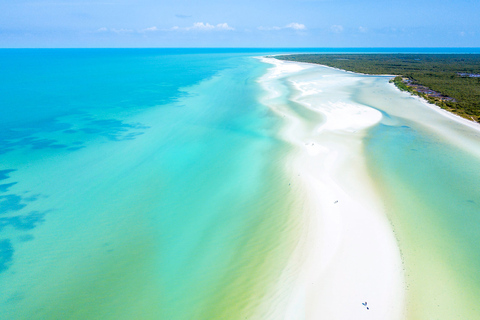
[257,58,405,320]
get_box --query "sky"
[1,0,479,48]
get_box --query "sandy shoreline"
[257,58,405,319]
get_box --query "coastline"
[268,55,398,77]
[273,55,479,127]
[273,54,480,123]
[257,57,405,319]
[380,80,480,159]
[412,93,480,131]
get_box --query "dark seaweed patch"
[0,211,46,231]
[0,182,17,193]
[0,119,73,154]
[0,195,27,214]
[67,146,86,151]
[0,135,68,155]
[0,239,14,273]
[0,115,149,155]
[0,169,16,181]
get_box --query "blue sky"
[1,0,479,47]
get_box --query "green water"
[361,82,480,319]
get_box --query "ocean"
[0,49,304,319]
[1,48,479,319]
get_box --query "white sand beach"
[257,58,405,320]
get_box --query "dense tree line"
[275,54,480,122]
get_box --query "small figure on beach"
[334,200,338,204]
[362,302,369,310]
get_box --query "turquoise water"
[2,48,480,319]
[0,49,301,319]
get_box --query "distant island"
[274,54,480,123]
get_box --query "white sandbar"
[257,58,405,320]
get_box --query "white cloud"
[215,23,234,31]
[330,25,344,33]
[285,23,306,30]
[358,26,368,33]
[190,22,216,30]
[258,22,306,31]
[142,26,158,32]
[95,27,108,32]
[171,22,234,31]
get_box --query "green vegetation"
[275,54,480,122]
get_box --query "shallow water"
[358,78,480,319]
[0,50,300,319]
